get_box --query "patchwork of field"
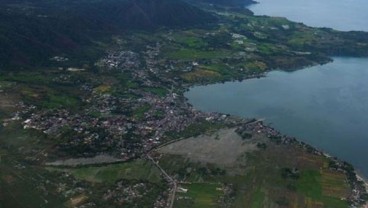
[157,128,351,208]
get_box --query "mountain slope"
[76,0,216,29]
[188,0,256,7]
[0,0,217,69]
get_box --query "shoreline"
[248,119,368,206]
[184,56,368,179]
[356,170,368,186]
[358,174,368,208]
[356,172,368,205]
[184,84,368,205]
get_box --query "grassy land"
[144,87,168,97]
[250,188,266,208]
[0,81,14,90]
[158,132,351,208]
[41,93,81,109]
[297,170,322,199]
[166,48,231,60]
[175,183,223,208]
[133,103,151,120]
[0,124,68,208]
[0,164,67,208]
[1,70,87,111]
[228,145,349,208]
[172,33,208,49]
[296,170,349,208]
[181,69,221,82]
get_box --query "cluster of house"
[14,44,220,161]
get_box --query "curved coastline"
[184,76,368,206]
[185,0,368,202]
[245,0,368,189]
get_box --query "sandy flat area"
[0,94,15,110]
[158,128,261,166]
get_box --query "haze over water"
[248,0,368,32]
[186,0,368,176]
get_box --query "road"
[147,154,177,208]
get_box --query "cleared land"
[0,94,16,111]
[159,128,259,166]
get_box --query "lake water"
[185,57,368,176]
[248,0,368,32]
[187,0,368,175]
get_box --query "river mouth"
[185,57,368,177]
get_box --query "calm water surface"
[185,58,368,176]
[248,0,368,31]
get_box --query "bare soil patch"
[68,194,88,207]
[158,128,263,166]
[0,94,16,110]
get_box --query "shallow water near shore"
[248,0,368,32]
[185,57,368,176]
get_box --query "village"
[1,36,367,206]
[1,15,368,207]
[10,43,224,161]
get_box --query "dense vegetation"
[0,0,216,69]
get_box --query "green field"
[159,135,351,208]
[175,183,223,208]
[0,124,68,208]
[133,104,151,120]
[296,170,349,208]
[0,81,14,90]
[250,188,266,208]
[144,87,168,97]
[166,48,231,60]
[172,34,208,49]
